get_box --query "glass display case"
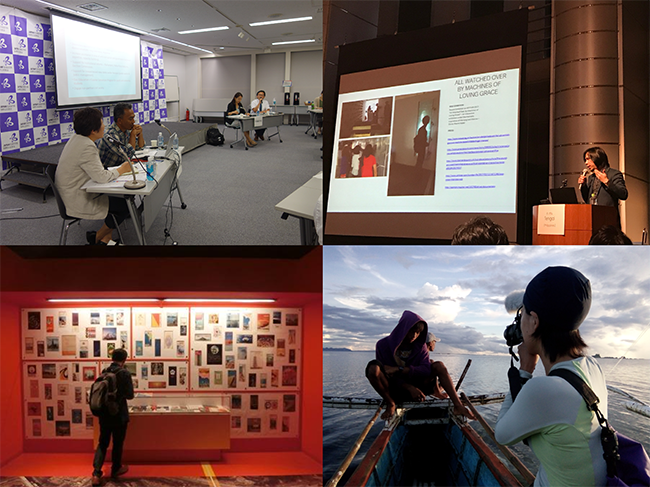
[128,393,230,414]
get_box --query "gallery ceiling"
[1,0,323,56]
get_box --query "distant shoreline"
[323,348,647,360]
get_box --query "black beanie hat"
[523,266,591,331]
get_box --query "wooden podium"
[532,204,618,245]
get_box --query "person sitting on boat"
[425,332,449,400]
[365,310,476,421]
[495,266,607,486]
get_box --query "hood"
[384,310,428,354]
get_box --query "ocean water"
[323,351,650,485]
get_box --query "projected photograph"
[387,90,441,196]
[339,97,393,139]
[335,137,390,179]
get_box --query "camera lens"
[504,307,524,347]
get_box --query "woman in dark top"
[226,92,256,147]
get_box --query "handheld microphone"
[105,135,145,190]
[578,168,589,190]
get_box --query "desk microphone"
[105,135,145,190]
[154,119,172,137]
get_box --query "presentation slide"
[51,14,142,107]
[326,46,522,240]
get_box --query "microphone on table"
[154,119,172,137]
[105,135,146,190]
[560,179,568,188]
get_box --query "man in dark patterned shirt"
[97,103,145,167]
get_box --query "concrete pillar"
[551,0,619,189]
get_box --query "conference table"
[82,147,185,245]
[275,171,322,245]
[226,114,283,150]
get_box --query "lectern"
[532,204,618,245]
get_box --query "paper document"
[81,172,147,190]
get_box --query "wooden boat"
[324,394,534,487]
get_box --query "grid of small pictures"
[229,392,300,438]
[22,308,131,360]
[100,360,188,391]
[189,308,301,392]
[23,361,98,439]
[131,308,189,360]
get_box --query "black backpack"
[88,370,119,417]
[206,127,224,146]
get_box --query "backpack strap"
[548,368,620,477]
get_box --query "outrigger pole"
[461,392,536,486]
[325,404,384,487]
[455,359,472,390]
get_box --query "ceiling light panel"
[249,16,312,27]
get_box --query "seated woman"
[55,107,132,245]
[495,266,607,486]
[226,92,256,148]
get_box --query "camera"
[504,306,523,347]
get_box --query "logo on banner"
[49,95,55,105]
[39,128,46,137]
[36,59,42,68]
[33,78,41,89]
[14,21,22,32]
[24,132,31,143]
[18,39,26,49]
[37,94,44,103]
[6,94,14,105]
[25,112,31,123]
[50,127,57,137]
[62,112,70,120]
[0,39,7,49]
[18,59,25,70]
[1,77,10,88]
[35,24,42,33]
[4,116,14,128]
[2,56,11,67]
[48,61,53,72]
[0,16,8,27]
[31,43,39,53]
[20,96,27,107]
[21,76,28,86]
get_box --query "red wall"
[0,301,23,466]
[0,247,323,463]
[302,297,323,463]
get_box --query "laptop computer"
[549,187,579,204]
[154,133,178,160]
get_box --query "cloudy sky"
[323,246,650,359]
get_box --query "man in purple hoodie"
[365,310,476,420]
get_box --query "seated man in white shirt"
[250,90,270,141]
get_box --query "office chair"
[223,111,241,148]
[46,165,124,245]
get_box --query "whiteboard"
[165,76,180,102]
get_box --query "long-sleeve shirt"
[55,134,120,220]
[495,356,607,486]
[97,122,137,168]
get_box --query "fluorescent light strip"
[272,39,316,45]
[48,298,160,303]
[36,0,212,53]
[179,26,229,34]
[250,16,312,27]
[163,299,276,303]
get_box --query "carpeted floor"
[0,125,322,245]
[0,475,322,486]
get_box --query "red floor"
[0,451,321,477]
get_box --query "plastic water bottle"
[146,160,154,181]
[172,133,179,150]
[272,98,276,114]
[157,131,164,148]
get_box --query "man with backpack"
[91,348,134,486]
